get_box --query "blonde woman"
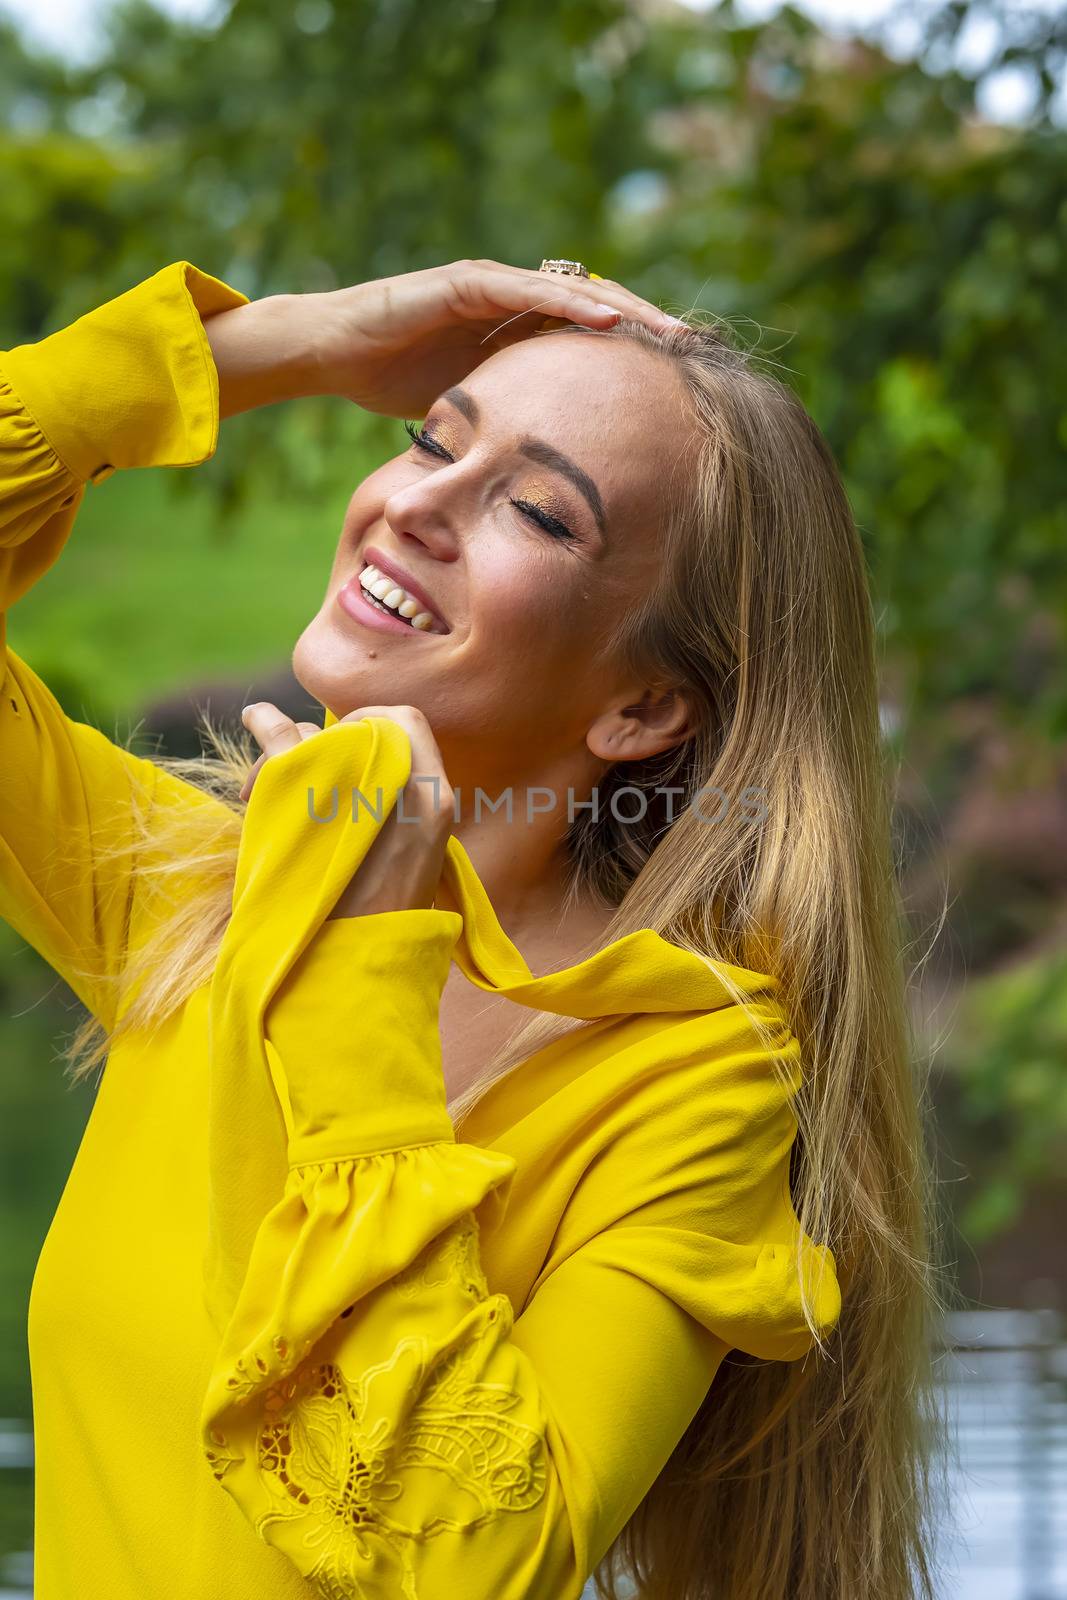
[0,256,945,1599]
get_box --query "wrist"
[203,291,341,420]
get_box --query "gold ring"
[539,259,589,278]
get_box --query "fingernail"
[595,303,620,318]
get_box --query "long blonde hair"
[61,312,953,1599]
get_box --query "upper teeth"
[359,565,437,631]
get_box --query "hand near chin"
[239,701,454,919]
[321,257,680,419]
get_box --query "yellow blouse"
[0,262,842,1600]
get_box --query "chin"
[289,616,380,716]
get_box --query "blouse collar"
[320,707,778,1021]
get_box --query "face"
[292,331,696,797]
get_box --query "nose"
[382,476,464,566]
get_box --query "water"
[933,1309,1067,1600]
[3,1310,1065,1598]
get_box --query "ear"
[585,685,697,764]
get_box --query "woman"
[0,256,945,1598]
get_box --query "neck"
[443,744,612,959]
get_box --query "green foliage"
[3,0,1063,734]
[624,2,1067,739]
[948,942,1067,1240]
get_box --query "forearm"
[203,291,340,420]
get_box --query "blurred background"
[0,0,1065,1593]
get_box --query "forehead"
[439,332,691,524]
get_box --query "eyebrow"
[437,385,607,537]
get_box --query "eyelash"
[402,420,577,543]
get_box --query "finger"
[338,706,436,771]
[450,262,645,338]
[450,266,621,339]
[579,279,683,332]
[338,706,453,826]
[585,271,684,328]
[470,260,679,335]
[239,717,323,802]
[240,701,303,756]
[238,750,268,803]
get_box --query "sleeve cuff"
[0,261,250,485]
[264,908,465,1167]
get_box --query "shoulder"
[554,997,804,1243]
[533,999,840,1361]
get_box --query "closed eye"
[402,420,578,543]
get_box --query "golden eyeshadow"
[520,475,574,520]
[423,437,579,528]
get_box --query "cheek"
[470,550,587,644]
[326,482,385,581]
[340,481,377,543]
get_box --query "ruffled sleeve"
[0,262,248,1022]
[0,260,246,493]
[198,715,842,1598]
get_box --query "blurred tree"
[943,939,1067,1242]
[3,0,668,516]
[3,0,1062,731]
[620,1,1067,742]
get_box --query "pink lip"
[363,545,449,631]
[337,575,439,637]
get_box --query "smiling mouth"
[347,561,449,634]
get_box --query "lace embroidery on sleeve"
[205,1219,547,1598]
[393,1214,490,1303]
